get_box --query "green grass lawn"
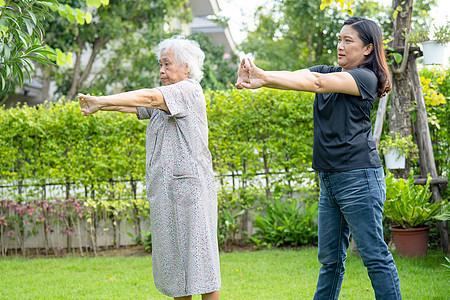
[0,247,448,299]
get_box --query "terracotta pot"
[389,225,430,257]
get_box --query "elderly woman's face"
[159,49,189,86]
[337,25,373,71]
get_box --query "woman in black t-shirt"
[236,17,401,300]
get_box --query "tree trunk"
[66,36,83,101]
[388,0,414,179]
[66,37,110,100]
[261,150,271,199]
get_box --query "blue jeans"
[313,167,401,300]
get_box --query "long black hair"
[343,17,391,98]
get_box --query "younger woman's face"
[337,25,373,71]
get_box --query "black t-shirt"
[308,65,382,172]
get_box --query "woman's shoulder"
[346,68,378,89]
[177,78,201,87]
[346,67,376,79]
[309,65,342,74]
[346,68,378,100]
[158,78,203,95]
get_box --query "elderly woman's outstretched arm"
[78,88,169,116]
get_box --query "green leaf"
[24,54,53,66]
[393,52,402,64]
[34,48,56,57]
[67,13,77,23]
[0,73,5,90]
[24,18,35,36]
[3,44,10,61]
[4,65,10,77]
[13,64,24,88]
[41,0,59,5]
[87,0,102,8]
[64,4,73,14]
[55,48,71,66]
[27,10,37,25]
[85,12,92,24]
[46,2,59,11]
[75,9,85,25]
[17,30,29,48]
[0,0,5,6]
[393,10,399,19]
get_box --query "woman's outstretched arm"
[236,58,361,96]
[100,106,138,114]
[77,88,168,116]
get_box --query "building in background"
[189,0,235,53]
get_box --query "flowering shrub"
[0,198,150,257]
[419,68,447,129]
[419,67,450,202]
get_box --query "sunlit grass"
[0,247,447,299]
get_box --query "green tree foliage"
[239,0,442,71]
[240,0,344,70]
[40,0,191,100]
[0,0,56,96]
[86,32,238,96]
[240,0,390,71]
[0,0,110,100]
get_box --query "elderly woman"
[237,17,401,300]
[78,36,220,300]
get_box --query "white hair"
[156,35,205,82]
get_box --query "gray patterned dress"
[136,79,220,297]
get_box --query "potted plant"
[384,172,449,257]
[407,23,450,65]
[379,133,418,169]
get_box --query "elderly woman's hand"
[78,93,102,116]
[235,58,266,89]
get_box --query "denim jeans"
[313,167,401,300]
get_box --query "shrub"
[250,193,318,249]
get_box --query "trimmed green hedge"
[207,88,315,197]
[0,89,316,201]
[0,99,146,200]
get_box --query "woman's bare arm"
[236,58,361,96]
[100,106,138,114]
[78,88,168,116]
